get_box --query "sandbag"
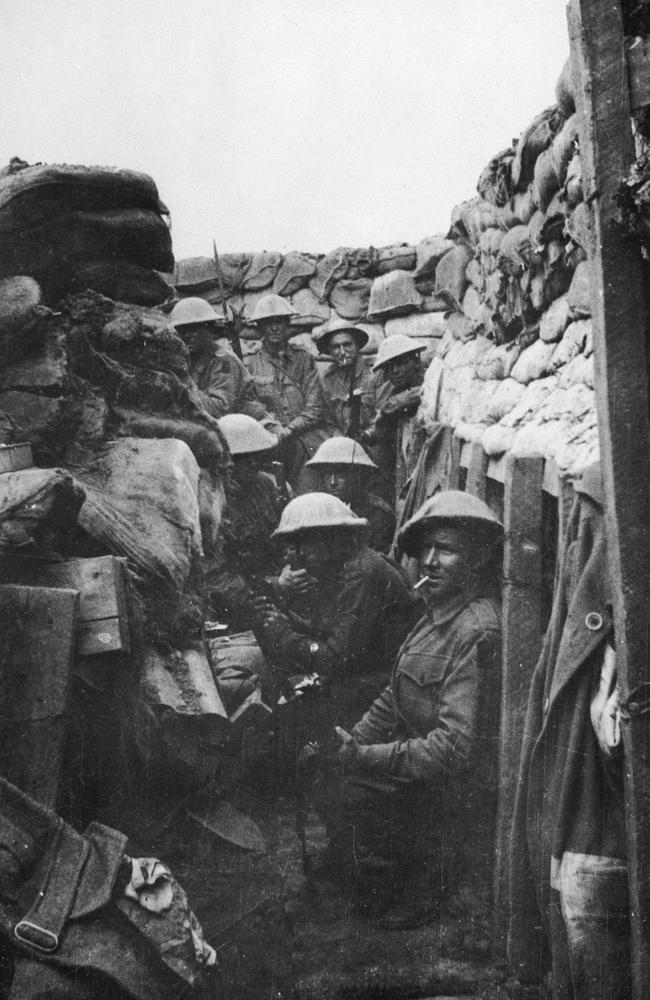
[499,375,559,428]
[272,252,317,296]
[0,391,68,461]
[510,187,537,226]
[567,260,592,317]
[374,244,416,274]
[477,147,515,207]
[475,340,521,380]
[333,246,377,279]
[68,261,175,306]
[414,236,456,281]
[481,423,516,456]
[0,328,68,393]
[466,256,484,290]
[0,276,47,366]
[446,312,474,342]
[550,114,579,186]
[512,106,564,192]
[459,198,501,243]
[510,338,555,383]
[290,287,331,328]
[77,437,203,588]
[309,251,348,301]
[498,225,537,275]
[368,270,422,319]
[460,378,501,424]
[539,293,571,342]
[435,244,473,309]
[487,377,527,422]
[0,162,167,235]
[558,352,595,389]
[242,251,282,291]
[384,312,447,340]
[174,256,219,293]
[532,148,561,213]
[462,284,483,325]
[565,201,590,255]
[0,208,174,279]
[0,467,84,551]
[555,57,576,116]
[551,319,590,369]
[328,277,371,320]
[563,152,584,208]
[354,321,385,355]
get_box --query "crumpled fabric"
[124,857,174,913]
[118,856,217,976]
[590,642,621,757]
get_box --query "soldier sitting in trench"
[303,436,396,553]
[251,492,419,728]
[303,491,503,929]
[170,297,266,419]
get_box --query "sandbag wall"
[173,57,599,475]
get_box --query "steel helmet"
[398,490,503,556]
[306,436,377,470]
[250,294,297,323]
[170,297,222,328]
[313,317,369,353]
[217,414,278,455]
[372,333,427,371]
[272,492,368,537]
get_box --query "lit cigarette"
[413,576,432,591]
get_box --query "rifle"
[346,359,363,440]
[212,239,243,361]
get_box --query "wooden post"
[447,432,462,489]
[465,442,488,500]
[0,585,78,808]
[493,454,543,957]
[569,2,650,994]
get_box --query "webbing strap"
[15,820,89,954]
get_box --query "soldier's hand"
[276,564,317,598]
[333,726,360,770]
[250,595,289,628]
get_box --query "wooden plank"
[493,455,543,958]
[486,453,507,485]
[626,36,650,112]
[0,555,131,655]
[0,584,78,808]
[569,3,650,995]
[447,432,462,490]
[465,443,488,500]
[542,459,559,499]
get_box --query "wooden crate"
[0,555,131,656]
[0,443,33,474]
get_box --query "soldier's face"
[181,322,215,359]
[417,525,473,604]
[384,353,420,390]
[259,318,292,354]
[294,529,350,578]
[327,332,358,368]
[319,466,352,503]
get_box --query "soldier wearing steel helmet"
[313,318,378,438]
[306,490,503,929]
[245,294,328,486]
[304,437,395,553]
[360,333,428,503]
[203,414,287,630]
[170,297,265,420]
[252,492,419,722]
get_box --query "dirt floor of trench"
[128,783,510,1000]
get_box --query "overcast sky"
[1,1,569,259]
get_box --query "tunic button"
[585,612,604,631]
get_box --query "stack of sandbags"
[0,160,174,306]
[417,55,599,473]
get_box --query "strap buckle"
[14,919,59,953]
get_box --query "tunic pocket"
[395,652,446,735]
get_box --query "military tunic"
[190,347,266,420]
[321,357,378,436]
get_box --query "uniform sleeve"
[355,630,500,783]
[234,358,267,420]
[194,358,238,419]
[351,685,397,744]
[255,565,373,676]
[286,355,324,435]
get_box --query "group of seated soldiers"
[170,291,503,930]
